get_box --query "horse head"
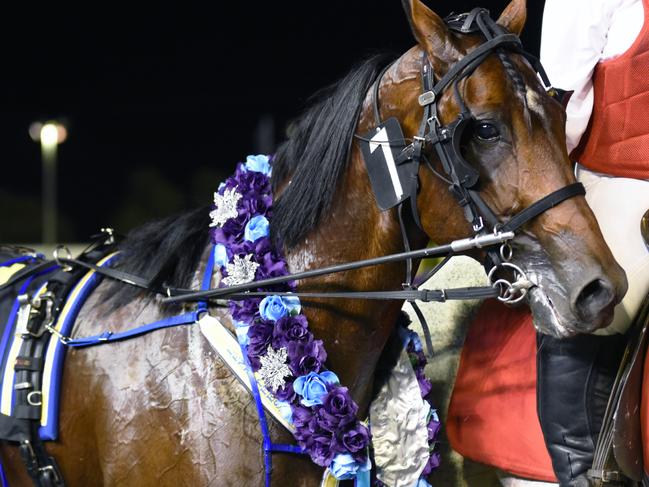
[376,0,628,337]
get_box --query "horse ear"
[497,0,526,36]
[402,0,456,64]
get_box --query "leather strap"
[57,258,153,291]
[223,286,499,302]
[501,183,586,232]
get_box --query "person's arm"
[540,0,614,153]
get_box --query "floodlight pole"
[40,124,59,244]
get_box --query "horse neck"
[285,109,428,415]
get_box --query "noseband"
[372,8,585,300]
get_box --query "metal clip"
[100,227,115,245]
[44,323,69,345]
[15,298,33,335]
[14,382,32,390]
[427,115,441,129]
[39,465,62,485]
[53,245,73,271]
[418,90,436,106]
[20,439,36,461]
[27,391,42,406]
[472,216,484,232]
[38,460,63,485]
[499,243,513,261]
[24,292,55,338]
[488,262,534,305]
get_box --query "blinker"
[359,118,419,211]
[432,114,480,189]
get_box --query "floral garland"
[375,330,442,484]
[209,154,440,483]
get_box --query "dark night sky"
[0,1,545,242]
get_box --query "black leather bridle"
[373,8,586,299]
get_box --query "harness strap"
[420,33,522,105]
[56,258,154,291]
[223,287,499,302]
[0,262,60,293]
[0,255,44,268]
[500,182,586,232]
[63,311,200,348]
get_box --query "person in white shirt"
[532,0,649,485]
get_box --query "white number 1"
[369,127,404,199]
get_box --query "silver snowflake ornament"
[258,346,292,393]
[209,187,242,228]
[222,254,260,286]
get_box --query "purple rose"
[428,417,441,441]
[291,404,314,430]
[319,387,358,430]
[288,340,327,376]
[340,424,370,454]
[421,451,441,475]
[416,368,432,398]
[212,212,249,245]
[293,406,337,466]
[246,321,274,370]
[241,193,272,217]
[309,434,336,467]
[275,380,296,402]
[229,169,270,198]
[229,298,261,325]
[272,315,312,349]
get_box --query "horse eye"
[474,122,500,141]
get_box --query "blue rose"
[430,408,439,422]
[293,370,339,407]
[277,401,293,424]
[244,215,270,242]
[234,321,250,347]
[243,154,271,175]
[411,333,423,353]
[282,294,301,315]
[214,243,229,268]
[259,295,288,322]
[330,453,371,480]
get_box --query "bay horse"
[0,0,627,485]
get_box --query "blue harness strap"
[62,248,218,348]
[64,311,199,348]
[0,255,43,268]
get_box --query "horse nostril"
[573,278,615,322]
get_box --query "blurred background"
[0,0,544,245]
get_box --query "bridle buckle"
[472,216,484,232]
[418,90,436,106]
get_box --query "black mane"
[106,53,394,308]
[270,53,395,248]
[106,207,211,309]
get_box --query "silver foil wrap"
[369,347,430,487]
